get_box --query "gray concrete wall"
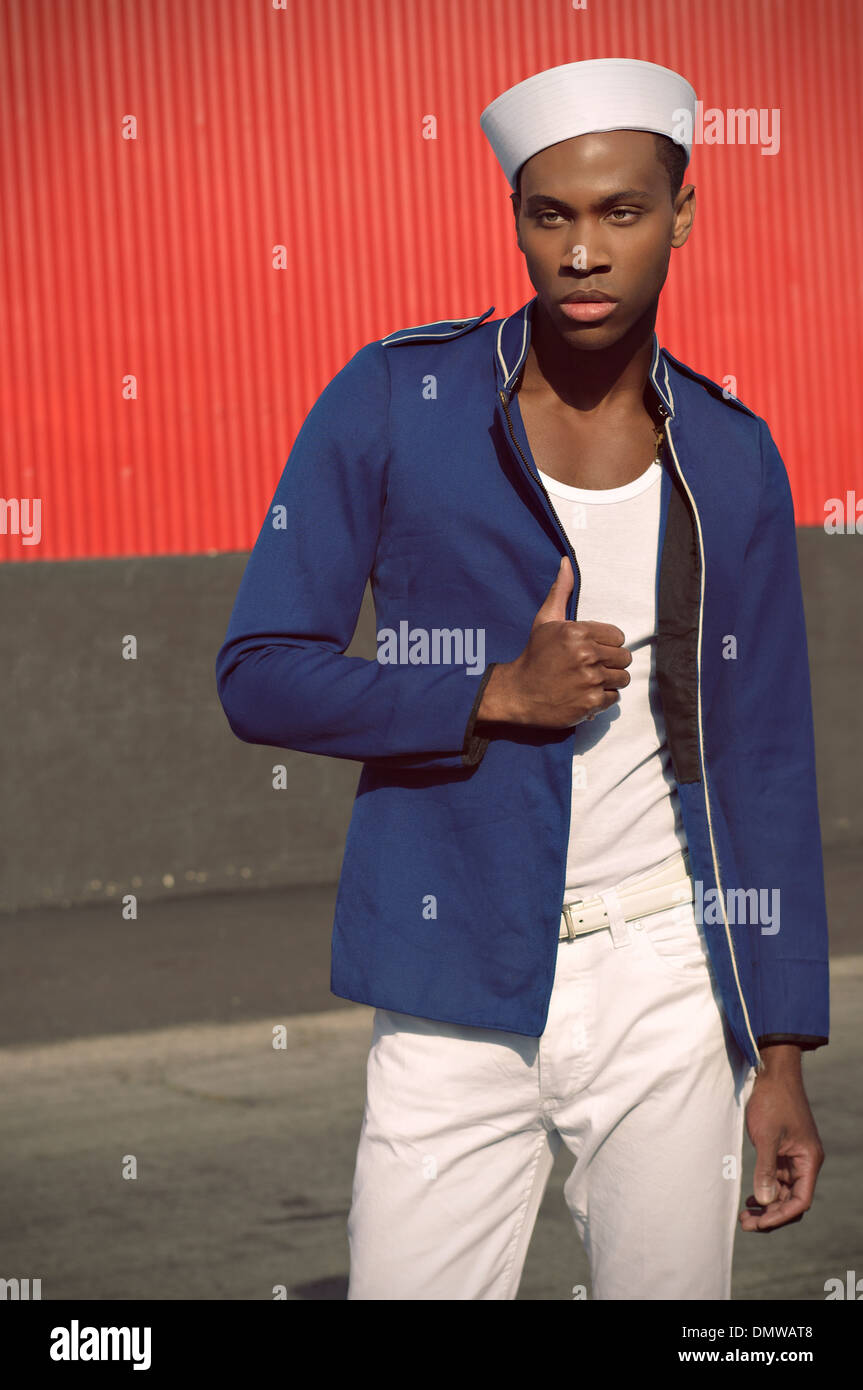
[2,531,860,913]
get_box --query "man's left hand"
[739,1043,825,1232]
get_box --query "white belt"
[560,852,693,941]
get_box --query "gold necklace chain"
[652,425,665,466]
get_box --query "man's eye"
[536,208,642,225]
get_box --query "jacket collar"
[494,295,675,418]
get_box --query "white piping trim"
[382,308,495,346]
[497,302,531,390]
[663,393,763,1072]
[495,317,510,381]
[649,335,674,413]
[382,319,475,345]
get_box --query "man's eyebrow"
[524,189,654,212]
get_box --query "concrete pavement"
[1,955,859,1301]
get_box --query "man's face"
[512,129,694,348]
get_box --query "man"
[216,58,828,1300]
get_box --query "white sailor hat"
[480,58,697,190]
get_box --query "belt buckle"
[561,900,585,941]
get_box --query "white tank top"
[536,460,689,904]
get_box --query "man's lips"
[560,299,618,322]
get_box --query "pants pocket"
[635,899,713,979]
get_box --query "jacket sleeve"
[215,340,495,770]
[733,418,829,1052]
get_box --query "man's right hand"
[477,556,632,728]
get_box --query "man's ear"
[510,191,523,251]
[671,183,695,248]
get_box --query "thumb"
[753,1141,781,1205]
[533,555,573,627]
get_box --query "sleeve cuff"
[461,662,497,767]
[756,1033,829,1052]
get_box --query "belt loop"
[600,886,631,950]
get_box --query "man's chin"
[553,315,631,349]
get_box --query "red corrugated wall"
[2,0,861,560]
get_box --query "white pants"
[346,872,756,1300]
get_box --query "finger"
[784,1157,819,1212]
[577,621,626,647]
[598,667,631,690]
[752,1138,782,1206]
[738,1194,809,1231]
[743,1186,790,1212]
[592,644,633,669]
[577,689,620,725]
[533,557,574,625]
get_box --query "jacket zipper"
[498,385,581,949]
[499,389,581,619]
[662,413,764,1072]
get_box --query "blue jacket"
[216,296,830,1072]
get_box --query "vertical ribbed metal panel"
[2,0,860,560]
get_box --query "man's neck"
[521,296,658,418]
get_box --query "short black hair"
[513,132,687,204]
[652,133,688,201]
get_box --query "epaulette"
[381,305,495,347]
[661,347,761,421]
